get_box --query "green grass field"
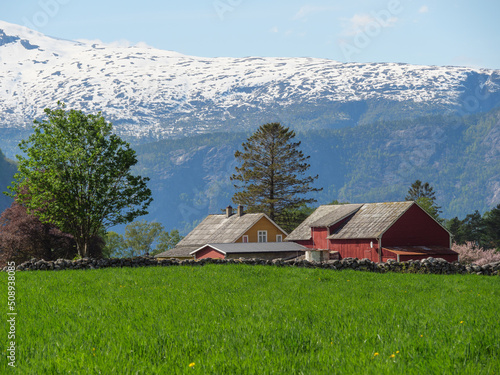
[2,264,500,374]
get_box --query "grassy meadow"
[1,264,500,374]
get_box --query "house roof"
[190,242,306,255]
[286,202,415,241]
[177,212,286,247]
[154,246,198,259]
[286,204,363,241]
[328,202,414,239]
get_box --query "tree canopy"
[405,180,442,221]
[103,220,183,258]
[230,122,321,228]
[7,103,152,258]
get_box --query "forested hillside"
[133,107,500,233]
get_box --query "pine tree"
[231,123,322,227]
[483,204,500,250]
[405,180,442,219]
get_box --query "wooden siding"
[312,227,329,249]
[383,204,450,248]
[194,246,225,260]
[235,216,285,243]
[330,239,378,261]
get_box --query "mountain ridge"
[1,19,500,157]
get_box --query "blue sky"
[2,0,499,69]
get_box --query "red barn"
[286,202,458,263]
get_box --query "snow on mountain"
[1,19,499,140]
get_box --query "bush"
[452,242,500,266]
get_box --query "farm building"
[155,205,288,260]
[190,242,306,260]
[286,201,458,263]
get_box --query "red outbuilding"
[286,202,458,263]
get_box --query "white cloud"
[340,13,398,37]
[270,26,279,33]
[293,5,339,21]
[419,5,429,13]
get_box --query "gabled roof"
[286,202,417,241]
[328,202,414,239]
[190,242,306,255]
[285,204,362,241]
[177,212,286,247]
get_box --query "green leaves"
[231,122,321,228]
[103,221,183,258]
[9,102,153,257]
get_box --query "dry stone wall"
[3,256,500,276]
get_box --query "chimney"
[237,205,244,217]
[226,205,233,218]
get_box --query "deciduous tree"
[7,103,152,258]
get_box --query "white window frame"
[242,235,249,243]
[258,230,267,243]
[276,235,283,242]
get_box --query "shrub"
[452,242,500,266]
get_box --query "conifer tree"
[406,180,442,220]
[231,123,321,227]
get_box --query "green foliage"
[122,220,164,257]
[415,197,443,222]
[104,220,183,257]
[277,204,315,233]
[153,229,182,256]
[449,205,500,250]
[231,122,322,222]
[483,204,500,250]
[8,103,152,257]
[102,231,125,258]
[446,210,488,247]
[5,266,500,373]
[406,180,442,221]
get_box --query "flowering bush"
[452,242,500,266]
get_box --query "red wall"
[383,204,450,248]
[194,246,225,260]
[312,227,329,249]
[329,239,379,261]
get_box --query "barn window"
[258,231,267,243]
[242,235,248,243]
[276,235,282,242]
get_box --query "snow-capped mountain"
[1,19,500,142]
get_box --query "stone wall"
[2,256,500,276]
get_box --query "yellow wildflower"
[374,352,379,356]
[396,351,400,354]
[390,354,395,358]
[460,321,464,324]
[189,362,195,368]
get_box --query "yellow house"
[155,205,288,260]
